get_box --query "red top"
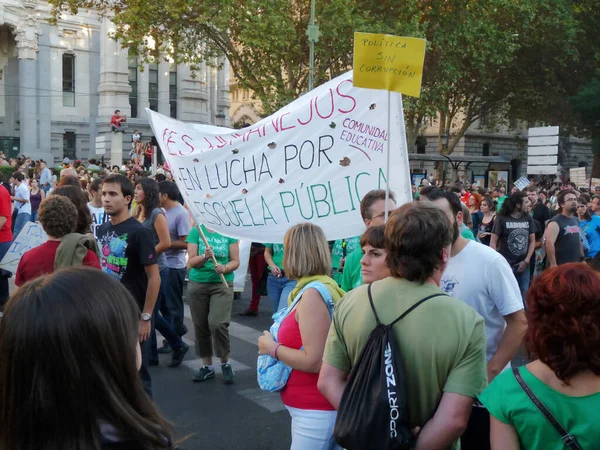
[110,115,126,126]
[278,310,335,411]
[460,191,472,205]
[15,241,101,286]
[0,185,12,243]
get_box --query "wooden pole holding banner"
[196,224,229,287]
[385,90,392,221]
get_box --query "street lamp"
[306,0,320,91]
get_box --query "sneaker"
[222,363,235,385]
[158,343,172,354]
[168,343,189,367]
[193,365,215,382]
[238,308,258,317]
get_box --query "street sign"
[527,136,559,147]
[527,165,559,175]
[527,155,557,165]
[527,126,558,176]
[528,126,559,137]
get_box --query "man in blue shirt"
[39,160,52,193]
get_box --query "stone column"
[177,64,209,123]
[97,18,131,163]
[14,14,42,158]
[216,56,231,127]
[158,57,170,116]
[137,63,149,119]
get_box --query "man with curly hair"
[15,196,101,286]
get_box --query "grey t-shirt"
[142,208,169,271]
[549,214,581,265]
[492,214,535,267]
[164,204,191,269]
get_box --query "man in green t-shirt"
[330,236,361,287]
[494,187,507,213]
[319,202,487,450]
[340,189,397,292]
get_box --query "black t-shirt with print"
[97,217,157,309]
[492,214,535,267]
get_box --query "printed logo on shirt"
[563,225,580,235]
[441,276,459,296]
[507,229,529,256]
[99,232,129,280]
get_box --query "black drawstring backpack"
[334,283,445,450]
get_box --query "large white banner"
[147,71,411,243]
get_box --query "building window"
[149,63,158,112]
[169,65,177,118]
[416,136,427,154]
[480,113,488,127]
[62,54,75,107]
[63,132,76,160]
[482,142,490,157]
[128,57,138,118]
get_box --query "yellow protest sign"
[353,32,426,98]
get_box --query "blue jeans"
[30,211,38,223]
[13,212,31,238]
[150,267,185,361]
[266,273,297,312]
[0,241,12,309]
[140,328,153,398]
[514,266,531,304]
[165,267,188,337]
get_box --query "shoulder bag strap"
[512,367,583,450]
[389,293,447,327]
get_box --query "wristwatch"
[140,312,152,322]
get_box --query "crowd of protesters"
[0,154,597,450]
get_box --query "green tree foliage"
[48,0,598,155]
[571,75,600,175]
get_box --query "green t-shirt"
[340,247,363,292]
[186,225,238,283]
[265,243,285,271]
[331,236,361,286]
[324,277,487,447]
[461,224,477,241]
[496,195,507,213]
[479,365,600,450]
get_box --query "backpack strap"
[512,367,583,450]
[367,284,446,327]
[367,283,382,325]
[389,293,447,327]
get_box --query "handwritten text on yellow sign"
[353,33,426,98]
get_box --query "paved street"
[153,281,291,450]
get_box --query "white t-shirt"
[87,203,109,239]
[14,183,31,215]
[441,241,523,364]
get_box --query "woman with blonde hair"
[258,223,345,450]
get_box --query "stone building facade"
[411,117,593,184]
[0,0,230,163]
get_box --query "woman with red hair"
[479,263,600,449]
[467,193,483,232]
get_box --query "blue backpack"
[257,281,335,392]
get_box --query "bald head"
[60,167,76,178]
